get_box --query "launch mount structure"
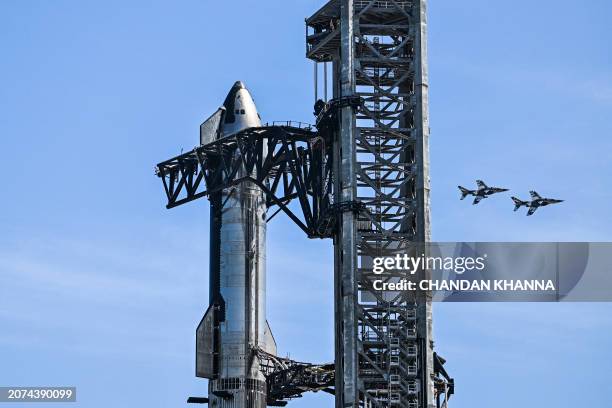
[156,1,454,407]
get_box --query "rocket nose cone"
[222,85,239,111]
[220,81,261,136]
[222,81,250,111]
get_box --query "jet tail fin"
[458,186,470,200]
[511,197,527,212]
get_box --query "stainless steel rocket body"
[201,82,275,408]
[208,182,268,408]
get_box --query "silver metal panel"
[200,107,225,146]
[263,320,277,356]
[196,305,216,379]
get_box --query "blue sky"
[1,0,611,407]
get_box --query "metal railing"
[265,120,314,130]
[355,0,412,9]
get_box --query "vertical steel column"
[414,2,431,243]
[315,61,319,102]
[335,1,359,407]
[413,2,435,407]
[324,62,329,101]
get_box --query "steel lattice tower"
[307,1,434,407]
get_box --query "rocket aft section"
[196,82,277,408]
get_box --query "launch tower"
[306,1,436,407]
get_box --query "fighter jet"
[458,180,509,205]
[511,191,564,216]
